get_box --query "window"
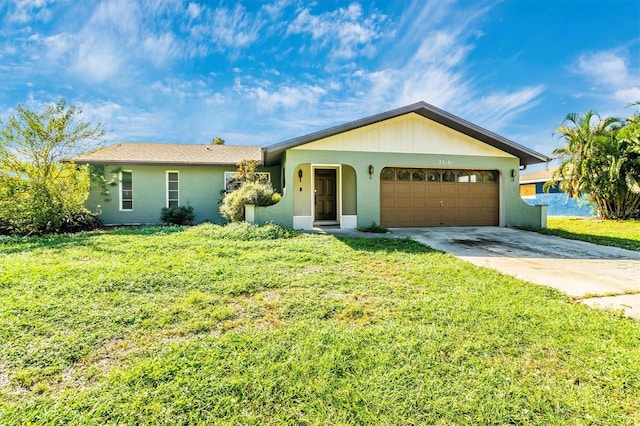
[471,171,483,183]
[167,171,179,208]
[412,169,426,181]
[120,171,133,211]
[442,170,456,182]
[457,170,470,183]
[484,171,498,183]
[224,171,270,193]
[397,168,411,181]
[380,168,395,181]
[427,169,441,181]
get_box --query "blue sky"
[1,0,639,167]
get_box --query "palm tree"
[548,110,640,219]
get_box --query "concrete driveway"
[391,227,640,319]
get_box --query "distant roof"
[72,142,263,166]
[520,167,557,183]
[265,101,550,167]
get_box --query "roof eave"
[265,101,550,166]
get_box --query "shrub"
[161,205,195,226]
[220,182,280,222]
[357,222,389,233]
[188,222,299,240]
[59,211,102,233]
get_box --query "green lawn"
[1,223,638,424]
[540,217,640,251]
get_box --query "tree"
[548,108,640,219]
[0,98,105,234]
[211,136,225,145]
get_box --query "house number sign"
[437,159,454,166]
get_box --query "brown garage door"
[380,167,499,227]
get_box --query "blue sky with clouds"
[1,0,639,166]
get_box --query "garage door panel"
[381,197,396,209]
[396,183,411,194]
[441,184,456,195]
[412,198,427,208]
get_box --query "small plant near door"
[357,221,389,233]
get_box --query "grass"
[1,222,639,424]
[532,216,640,251]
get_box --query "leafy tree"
[548,108,640,219]
[0,98,105,234]
[211,136,225,145]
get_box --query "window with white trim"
[224,171,270,193]
[167,171,179,208]
[120,171,133,211]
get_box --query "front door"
[315,169,337,221]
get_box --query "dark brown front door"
[315,169,337,221]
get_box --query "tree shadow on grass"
[333,235,440,255]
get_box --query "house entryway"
[315,169,337,222]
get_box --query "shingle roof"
[72,142,263,166]
[520,167,557,183]
[265,101,551,167]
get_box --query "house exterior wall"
[254,113,545,228]
[86,164,281,225]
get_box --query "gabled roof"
[264,101,550,167]
[72,142,262,166]
[520,167,557,184]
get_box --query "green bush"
[358,222,389,233]
[0,173,100,235]
[161,205,195,226]
[59,211,102,233]
[219,182,280,222]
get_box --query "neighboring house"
[74,101,550,229]
[520,168,596,217]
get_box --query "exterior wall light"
[368,165,374,179]
[298,169,303,182]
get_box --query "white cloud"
[577,51,628,87]
[77,100,122,128]
[237,80,327,113]
[261,0,293,20]
[90,0,141,34]
[615,87,640,103]
[143,32,181,66]
[574,50,639,104]
[73,40,123,83]
[210,5,263,49]
[186,2,202,20]
[462,86,545,131]
[287,3,387,59]
[5,0,54,23]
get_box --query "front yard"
[1,223,638,424]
